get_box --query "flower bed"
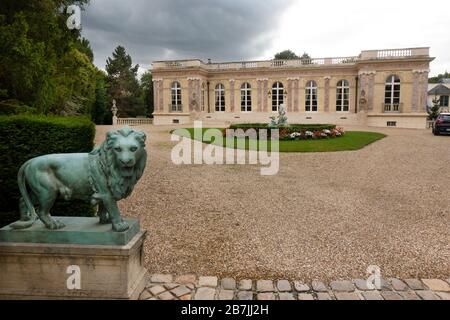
[284,127,345,141]
[229,123,336,132]
[227,123,343,140]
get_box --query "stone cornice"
[358,71,377,76]
[412,69,430,74]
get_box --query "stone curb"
[140,275,450,300]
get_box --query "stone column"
[421,70,430,112]
[287,79,293,112]
[294,79,299,112]
[152,78,163,112]
[412,71,420,112]
[187,78,193,112]
[367,72,376,112]
[358,71,373,112]
[323,76,331,112]
[195,79,201,112]
[229,79,235,112]
[152,82,158,112]
[257,79,263,112]
[187,77,202,112]
[263,79,269,112]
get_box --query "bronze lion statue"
[10,127,147,232]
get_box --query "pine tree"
[105,46,145,117]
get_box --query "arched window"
[215,83,225,112]
[241,83,252,112]
[305,81,318,112]
[272,82,284,112]
[336,80,350,112]
[384,75,401,112]
[171,82,182,111]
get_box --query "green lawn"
[173,128,386,153]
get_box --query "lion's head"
[93,127,147,200]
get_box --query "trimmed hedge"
[0,115,96,227]
[0,100,36,115]
[229,123,337,138]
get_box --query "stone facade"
[152,47,433,129]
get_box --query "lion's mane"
[90,127,147,200]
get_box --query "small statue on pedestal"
[112,99,118,125]
[269,103,288,128]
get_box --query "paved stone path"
[140,274,450,300]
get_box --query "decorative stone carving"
[417,70,430,112]
[195,80,201,112]
[287,79,293,112]
[412,72,420,112]
[257,80,262,112]
[152,79,163,112]
[263,79,268,112]
[358,70,376,76]
[10,127,147,233]
[229,79,235,112]
[188,79,193,112]
[324,77,330,112]
[367,73,375,111]
[359,89,367,112]
[294,79,299,112]
[187,78,201,112]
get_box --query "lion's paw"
[46,219,66,230]
[112,221,129,232]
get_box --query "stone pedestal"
[0,217,148,300]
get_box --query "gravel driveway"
[95,124,450,281]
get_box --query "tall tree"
[140,71,154,117]
[106,46,145,117]
[274,50,299,60]
[91,70,109,124]
[76,37,94,63]
[0,0,93,114]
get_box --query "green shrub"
[0,99,36,115]
[0,115,96,227]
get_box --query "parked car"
[433,113,450,135]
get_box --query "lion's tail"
[10,161,37,230]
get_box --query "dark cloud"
[82,0,292,73]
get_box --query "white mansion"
[151,47,433,129]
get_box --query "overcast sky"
[81,0,450,77]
